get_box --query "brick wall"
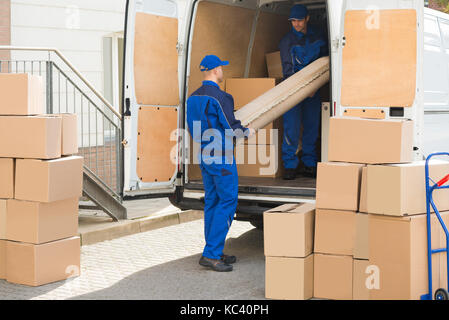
[0,0,10,68]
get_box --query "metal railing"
[0,46,123,200]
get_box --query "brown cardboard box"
[354,213,369,260]
[328,117,414,164]
[0,116,61,159]
[366,161,449,216]
[0,73,45,115]
[236,143,282,178]
[0,158,14,199]
[226,78,281,145]
[316,162,365,211]
[265,255,314,300]
[439,214,449,291]
[359,167,368,213]
[15,156,83,203]
[369,213,443,300]
[263,203,315,258]
[6,236,80,287]
[188,140,283,179]
[0,240,5,279]
[353,259,370,300]
[0,200,6,240]
[226,78,276,109]
[58,114,79,156]
[314,209,356,256]
[6,198,78,244]
[314,253,353,300]
[265,51,283,80]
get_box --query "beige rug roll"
[235,56,330,129]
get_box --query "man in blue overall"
[186,55,255,272]
[279,4,327,180]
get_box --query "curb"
[79,210,204,246]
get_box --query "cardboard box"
[236,143,282,178]
[359,167,368,213]
[0,116,61,159]
[226,78,281,145]
[0,73,45,115]
[314,253,353,300]
[314,209,356,256]
[328,117,414,164]
[59,114,79,156]
[354,213,369,260]
[226,78,276,110]
[0,240,5,279]
[369,213,442,300]
[265,255,314,300]
[247,119,283,145]
[439,213,449,291]
[0,200,6,240]
[316,162,365,211]
[0,158,14,199]
[366,161,449,216]
[263,203,315,258]
[6,236,80,287]
[265,51,283,80]
[6,198,78,244]
[353,259,370,300]
[15,156,83,203]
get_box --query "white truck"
[122,0,448,227]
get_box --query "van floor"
[186,176,316,197]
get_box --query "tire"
[250,220,264,230]
[435,288,449,300]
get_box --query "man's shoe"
[221,254,237,264]
[283,168,297,180]
[199,256,233,272]
[302,166,317,178]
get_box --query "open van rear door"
[333,0,424,156]
[123,0,182,197]
[336,0,423,117]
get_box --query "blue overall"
[186,81,248,260]
[279,27,327,169]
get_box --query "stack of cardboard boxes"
[0,73,83,287]
[264,203,315,300]
[264,116,449,300]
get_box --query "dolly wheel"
[435,288,449,300]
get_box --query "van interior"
[185,0,330,198]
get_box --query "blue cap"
[199,55,229,72]
[289,4,308,21]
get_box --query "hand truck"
[421,152,449,300]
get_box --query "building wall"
[10,0,126,104]
[0,0,11,65]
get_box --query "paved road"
[0,220,266,300]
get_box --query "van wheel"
[435,288,449,300]
[250,220,263,230]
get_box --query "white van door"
[123,0,182,197]
[334,0,424,154]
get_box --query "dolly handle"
[437,174,449,187]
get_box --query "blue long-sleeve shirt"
[187,81,249,160]
[279,26,328,80]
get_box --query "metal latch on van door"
[176,42,184,55]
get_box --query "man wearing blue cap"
[279,4,327,180]
[186,55,255,272]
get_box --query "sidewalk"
[78,197,203,245]
[0,219,260,300]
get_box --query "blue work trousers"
[200,157,238,260]
[282,94,321,169]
